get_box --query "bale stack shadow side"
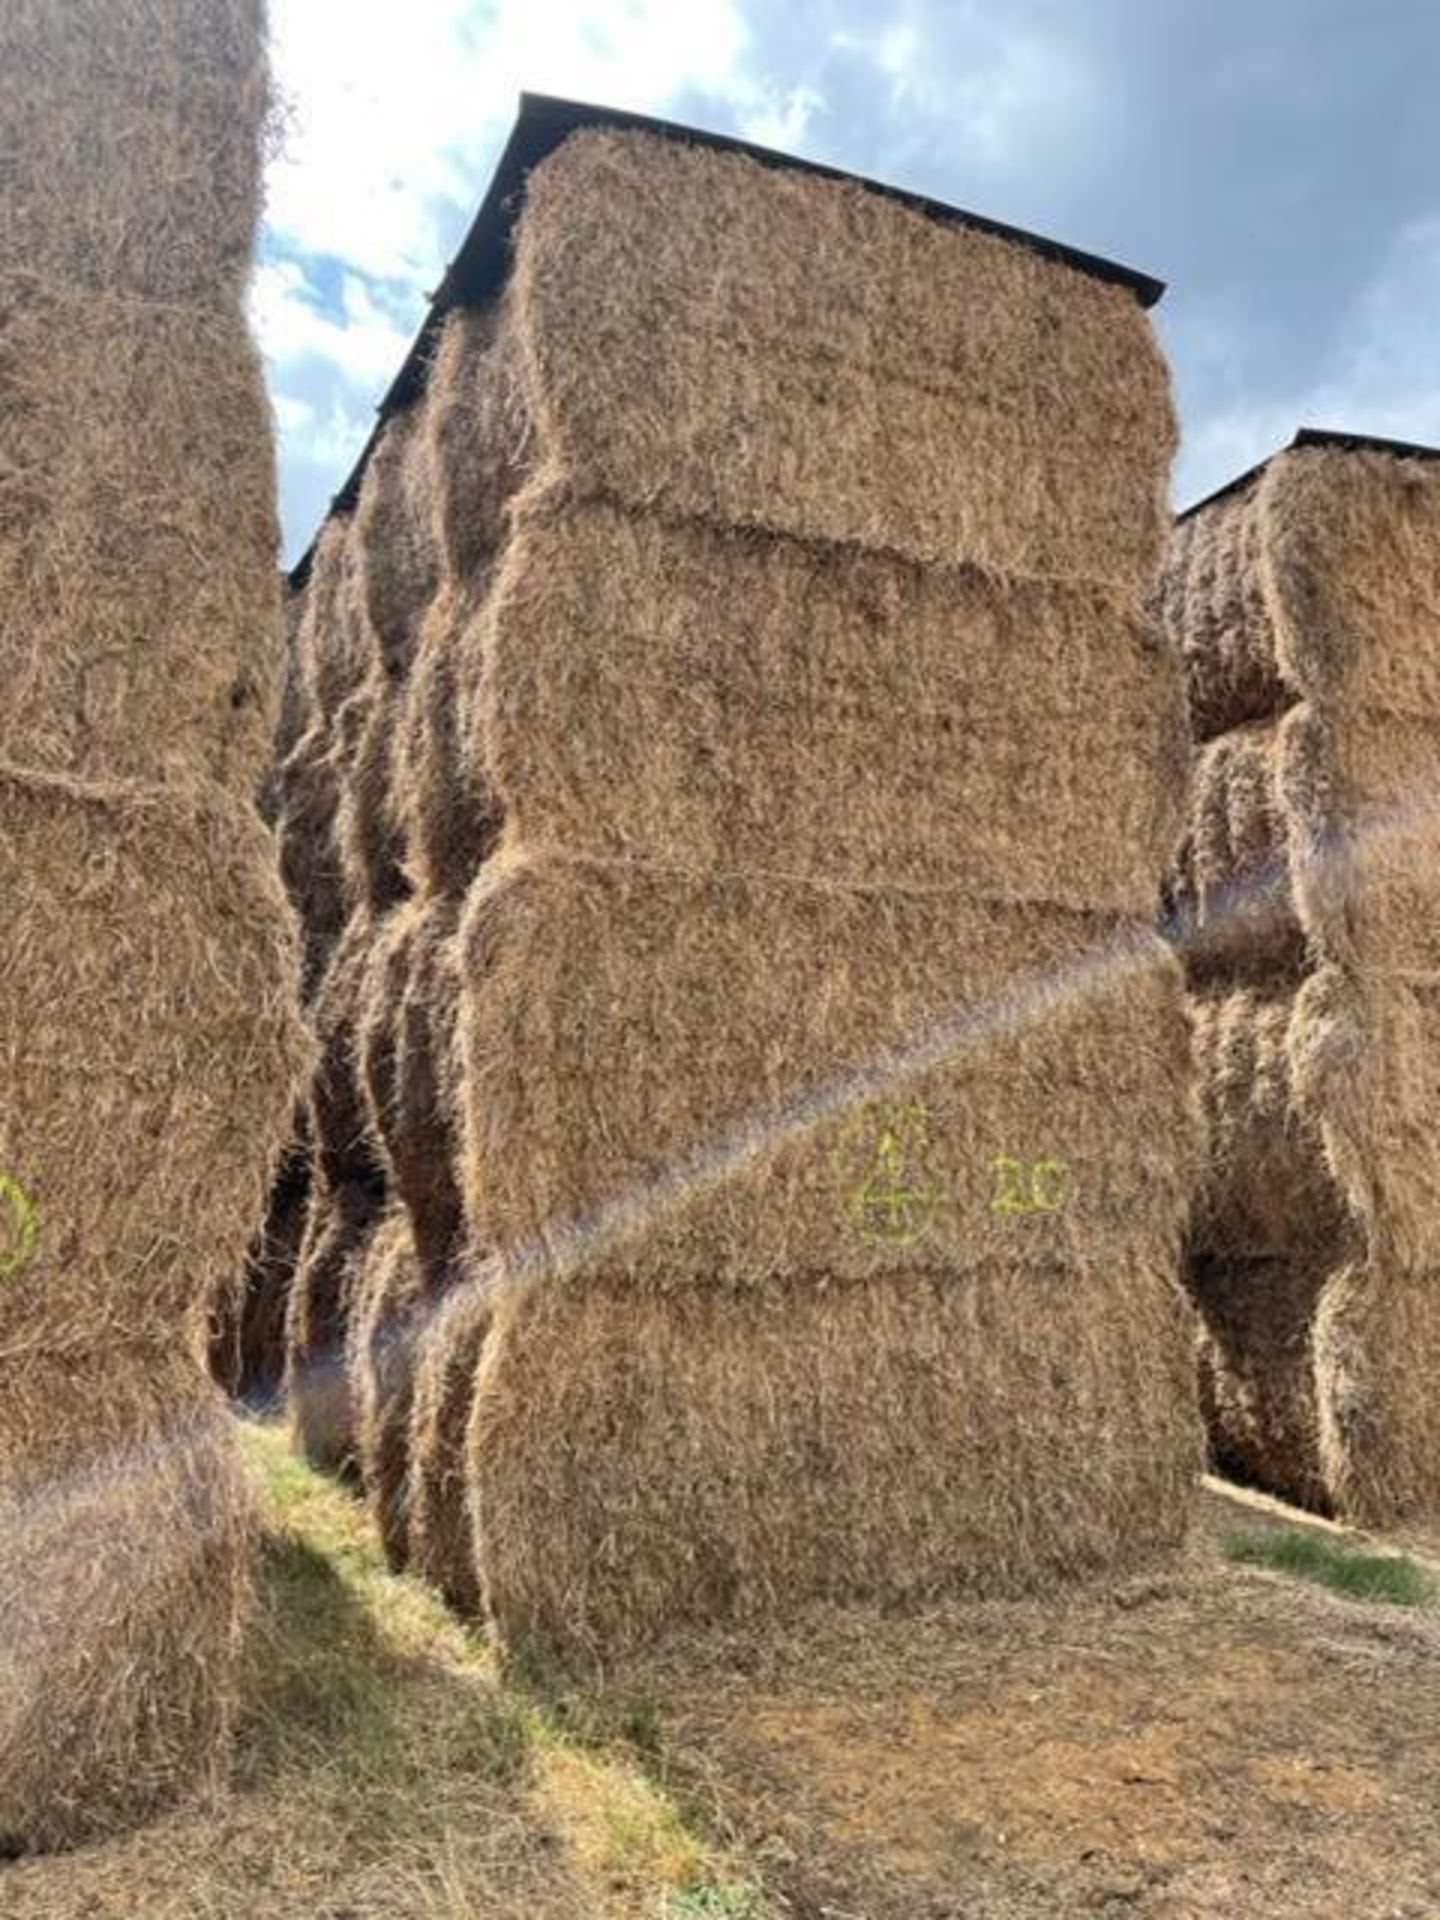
[1162,440,1440,1523]
[0,0,306,1851]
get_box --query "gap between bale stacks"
[1163,442,1440,1524]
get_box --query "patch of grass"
[664,1884,764,1918]
[1225,1527,1432,1606]
[218,1419,768,1916]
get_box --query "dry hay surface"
[470,1264,1201,1666]
[1187,986,1348,1261]
[604,1548,1440,1919]
[513,128,1176,589]
[457,856,1192,1286]
[394,591,502,897]
[0,272,282,793]
[425,297,533,591]
[1165,444,1440,1525]
[407,1277,490,1617]
[346,1209,426,1572]
[357,896,466,1282]
[0,1351,252,1854]
[472,492,1186,911]
[1166,722,1303,981]
[0,767,308,1357]
[0,0,270,304]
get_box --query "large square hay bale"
[0,769,308,1357]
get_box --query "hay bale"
[276,725,350,1001]
[513,129,1176,590]
[256,587,306,827]
[306,909,388,1193]
[470,1264,1201,1666]
[1166,723,1304,982]
[394,591,502,899]
[1186,987,1348,1260]
[354,406,439,680]
[347,1210,426,1571]
[1262,447,1440,713]
[358,898,466,1282]
[456,854,1193,1285]
[333,679,410,918]
[288,117,1195,1651]
[425,299,533,589]
[471,494,1187,911]
[1190,1253,1330,1511]
[1158,484,1286,740]
[1165,440,1440,1523]
[1289,967,1440,1275]
[0,272,282,792]
[406,1276,491,1617]
[0,1,269,303]
[1277,700,1440,981]
[292,522,372,738]
[1314,1261,1440,1526]
[0,1351,252,1853]
[0,768,308,1357]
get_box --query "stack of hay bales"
[432,128,1199,1663]
[1162,436,1440,1521]
[281,120,1199,1662]
[264,280,523,1580]
[0,0,305,1849]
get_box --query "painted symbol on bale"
[842,1101,943,1246]
[0,1171,38,1281]
[990,1154,1072,1217]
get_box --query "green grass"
[227,1420,769,1916]
[663,1886,764,1918]
[1224,1526,1433,1606]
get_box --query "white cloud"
[250,259,415,388]
[737,81,824,152]
[265,0,754,283]
[1176,215,1440,507]
[830,4,1094,163]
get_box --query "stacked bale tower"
[0,0,305,1848]
[284,100,1201,1665]
[1163,430,1440,1523]
[275,307,519,1572]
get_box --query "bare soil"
[597,1484,1440,1918]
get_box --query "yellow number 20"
[989,1155,1071,1217]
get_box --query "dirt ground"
[6,1449,1439,1919]
[592,1484,1440,1919]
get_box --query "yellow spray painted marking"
[841,1102,942,1246]
[0,1171,38,1280]
[990,1154,1072,1217]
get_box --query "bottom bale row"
[338,1229,1202,1664]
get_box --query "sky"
[257,0,1440,564]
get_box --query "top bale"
[510,128,1176,592]
[1261,448,1440,717]
[0,0,270,303]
